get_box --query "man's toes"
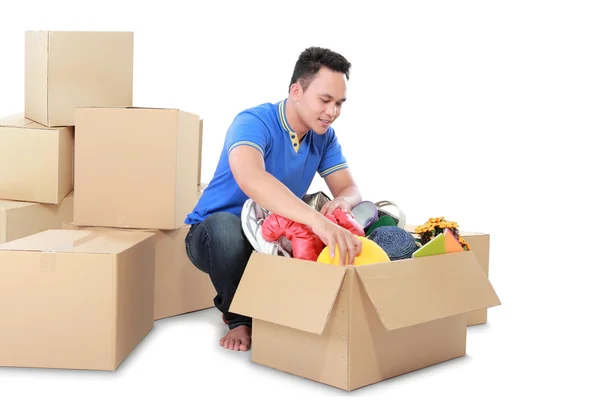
[240,337,250,351]
[234,339,243,351]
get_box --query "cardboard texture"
[0,114,74,204]
[230,251,500,391]
[73,107,200,230]
[24,31,133,127]
[0,229,155,371]
[406,224,492,326]
[62,221,216,321]
[0,190,74,244]
[198,118,204,186]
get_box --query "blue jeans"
[185,212,253,329]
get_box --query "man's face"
[295,67,347,135]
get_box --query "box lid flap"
[0,229,154,254]
[229,252,347,335]
[355,251,501,331]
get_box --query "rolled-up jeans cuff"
[228,320,252,330]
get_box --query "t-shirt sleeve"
[318,129,348,178]
[225,111,271,157]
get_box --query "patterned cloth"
[368,226,419,260]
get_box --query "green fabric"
[366,215,397,236]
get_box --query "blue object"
[368,226,419,260]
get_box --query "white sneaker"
[241,199,292,257]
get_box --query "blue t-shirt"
[185,99,348,225]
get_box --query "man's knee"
[201,212,253,267]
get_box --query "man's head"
[288,47,351,135]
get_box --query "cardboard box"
[63,222,216,320]
[230,250,500,391]
[1,190,74,244]
[459,232,490,325]
[405,225,491,326]
[25,31,133,127]
[73,107,200,230]
[0,229,155,371]
[0,114,73,204]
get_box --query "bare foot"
[219,325,251,351]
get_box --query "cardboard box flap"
[0,229,154,254]
[229,252,347,335]
[0,113,51,130]
[355,251,501,331]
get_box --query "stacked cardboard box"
[0,31,215,371]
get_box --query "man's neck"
[285,97,309,141]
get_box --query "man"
[184,46,363,352]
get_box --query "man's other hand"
[319,197,354,217]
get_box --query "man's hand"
[311,214,362,266]
[319,197,354,217]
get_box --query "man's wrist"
[306,207,327,228]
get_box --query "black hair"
[289,46,351,91]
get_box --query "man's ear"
[290,82,303,101]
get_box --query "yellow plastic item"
[317,235,390,266]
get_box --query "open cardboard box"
[230,229,501,391]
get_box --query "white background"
[1,0,599,398]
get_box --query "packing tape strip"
[41,232,97,253]
[38,233,99,272]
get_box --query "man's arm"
[229,145,325,228]
[317,168,362,216]
[323,168,362,208]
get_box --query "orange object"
[443,228,464,253]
